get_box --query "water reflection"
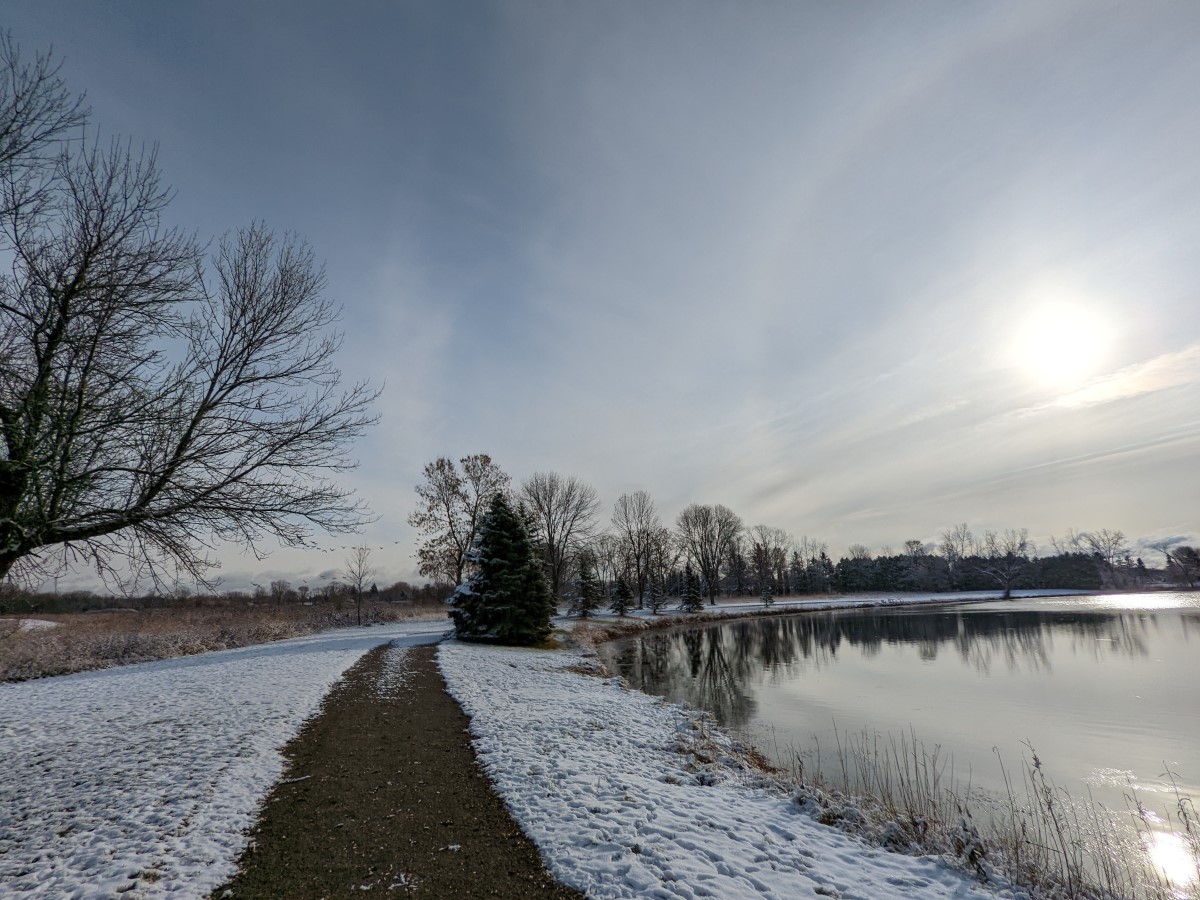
[601,598,1200,894]
[604,605,1177,731]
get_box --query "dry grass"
[0,602,447,682]
[765,726,1199,899]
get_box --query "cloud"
[1046,343,1200,411]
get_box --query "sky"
[7,1,1200,592]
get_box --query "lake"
[599,593,1200,890]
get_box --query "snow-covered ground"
[555,588,1088,627]
[0,620,447,898]
[440,636,1021,900]
[0,590,1077,899]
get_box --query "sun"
[1011,301,1112,388]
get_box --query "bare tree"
[977,528,1032,599]
[1082,528,1129,568]
[269,579,291,606]
[0,32,89,218]
[747,525,793,595]
[0,43,378,587]
[408,454,509,586]
[1049,528,1086,555]
[646,524,682,592]
[521,471,600,600]
[588,531,625,600]
[341,545,375,626]
[938,523,975,561]
[611,490,661,608]
[1164,545,1200,587]
[675,503,743,605]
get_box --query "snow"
[1,618,61,631]
[556,588,1089,625]
[440,637,1019,900]
[0,620,447,898]
[0,590,1079,898]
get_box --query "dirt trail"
[216,643,584,899]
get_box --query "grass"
[749,723,1199,899]
[0,600,447,681]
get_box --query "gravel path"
[216,643,583,899]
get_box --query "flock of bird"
[309,541,403,554]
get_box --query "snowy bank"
[0,621,447,898]
[559,589,1089,635]
[440,639,1014,900]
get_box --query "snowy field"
[440,636,1021,900]
[0,590,1073,898]
[0,620,447,898]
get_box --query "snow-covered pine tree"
[760,582,774,608]
[678,563,704,613]
[449,493,555,645]
[569,552,604,618]
[610,576,634,617]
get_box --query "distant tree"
[760,581,774,608]
[521,472,600,601]
[611,490,661,609]
[589,532,625,599]
[568,551,604,619]
[646,525,682,593]
[450,493,553,645]
[645,578,668,614]
[341,545,375,626]
[1081,529,1131,587]
[748,525,792,596]
[610,576,634,617]
[975,529,1032,599]
[939,523,976,588]
[676,503,743,605]
[269,580,291,606]
[1083,529,1129,567]
[1165,545,1200,587]
[408,454,510,586]
[789,549,808,593]
[678,563,704,613]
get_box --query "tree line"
[409,455,1196,613]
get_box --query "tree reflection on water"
[602,605,1186,731]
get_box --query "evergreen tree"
[761,582,774,608]
[569,552,604,618]
[610,576,634,617]
[678,563,704,613]
[450,493,554,645]
[645,578,668,614]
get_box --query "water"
[600,593,1200,890]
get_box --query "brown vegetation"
[0,600,446,682]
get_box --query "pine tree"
[678,563,704,613]
[760,582,774,608]
[569,552,604,619]
[610,576,634,617]
[450,493,555,645]
[645,578,667,614]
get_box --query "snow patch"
[3,618,61,632]
[0,621,446,897]
[439,639,1012,899]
